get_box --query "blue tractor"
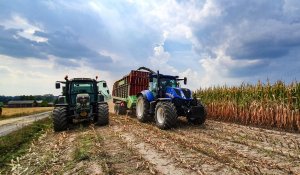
[135,67,206,129]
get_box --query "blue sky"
[0,0,300,96]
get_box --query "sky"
[0,0,300,96]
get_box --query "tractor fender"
[137,90,155,102]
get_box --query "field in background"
[196,80,300,131]
[0,107,53,119]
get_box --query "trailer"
[112,70,150,114]
[112,67,206,129]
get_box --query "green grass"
[0,117,52,169]
[73,135,94,162]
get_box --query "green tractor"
[53,76,110,132]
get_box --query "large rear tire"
[154,101,177,129]
[136,96,151,122]
[53,107,69,132]
[96,103,109,126]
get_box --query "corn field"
[195,81,300,131]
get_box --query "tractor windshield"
[71,82,94,94]
[160,78,178,89]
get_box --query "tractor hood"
[165,87,192,100]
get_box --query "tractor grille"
[182,89,191,98]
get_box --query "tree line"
[0,94,57,104]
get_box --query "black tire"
[96,103,109,126]
[154,101,177,129]
[136,96,151,122]
[114,103,126,115]
[188,103,207,125]
[53,107,69,132]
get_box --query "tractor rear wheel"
[53,107,69,132]
[136,96,151,122]
[96,103,109,126]
[114,103,126,115]
[154,101,177,129]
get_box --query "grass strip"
[0,117,52,169]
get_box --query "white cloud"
[1,15,48,42]
[149,45,178,74]
[0,55,115,96]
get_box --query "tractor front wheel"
[96,103,109,126]
[154,101,177,129]
[136,96,151,122]
[53,107,69,132]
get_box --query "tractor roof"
[150,74,179,79]
[69,78,95,82]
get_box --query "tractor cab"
[53,76,110,132]
[56,78,98,106]
[149,72,188,99]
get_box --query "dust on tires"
[96,103,109,126]
[136,96,151,122]
[154,101,177,129]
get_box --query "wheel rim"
[156,107,165,124]
[136,98,144,118]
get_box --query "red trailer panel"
[112,70,150,99]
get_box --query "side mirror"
[103,82,107,88]
[184,77,187,85]
[55,82,60,89]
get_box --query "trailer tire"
[96,103,109,126]
[53,107,69,132]
[155,101,177,129]
[136,96,151,122]
[114,103,126,115]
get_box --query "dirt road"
[7,112,300,175]
[0,111,52,136]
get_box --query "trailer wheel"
[53,107,69,132]
[155,101,177,129]
[114,103,126,115]
[96,103,109,126]
[136,96,151,122]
